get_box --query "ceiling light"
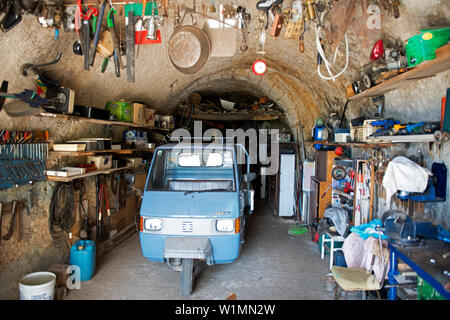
[252,59,267,75]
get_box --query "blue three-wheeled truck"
[139,142,256,296]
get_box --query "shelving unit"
[306,140,396,148]
[46,165,144,182]
[37,112,170,131]
[308,133,436,148]
[349,43,450,99]
[50,148,155,157]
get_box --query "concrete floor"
[67,201,334,300]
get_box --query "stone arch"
[165,66,333,133]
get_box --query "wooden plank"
[46,165,143,182]
[369,134,435,143]
[350,43,450,99]
[96,224,136,258]
[186,111,282,121]
[49,148,154,157]
[328,0,358,52]
[37,112,169,131]
[306,141,395,148]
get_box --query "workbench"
[387,240,450,300]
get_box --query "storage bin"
[334,128,350,143]
[70,240,96,281]
[350,119,378,143]
[406,28,450,67]
[106,101,134,123]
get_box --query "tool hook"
[20,52,62,77]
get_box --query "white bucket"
[19,272,56,300]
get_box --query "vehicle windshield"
[146,147,236,192]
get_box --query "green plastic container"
[106,101,133,123]
[417,276,445,300]
[406,28,450,67]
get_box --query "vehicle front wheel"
[181,258,194,296]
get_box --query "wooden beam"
[329,0,358,52]
[178,110,282,121]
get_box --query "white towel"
[382,156,432,209]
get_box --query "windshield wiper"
[184,188,231,196]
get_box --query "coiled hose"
[49,183,76,248]
[315,10,349,81]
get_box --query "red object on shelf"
[370,39,384,61]
[335,146,344,155]
[135,30,161,44]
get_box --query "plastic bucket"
[19,272,56,300]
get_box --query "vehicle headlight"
[216,219,234,232]
[144,218,162,231]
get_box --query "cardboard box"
[144,108,156,126]
[87,155,113,170]
[126,157,143,166]
[133,103,146,124]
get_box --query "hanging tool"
[136,0,148,58]
[256,11,266,55]
[2,201,17,241]
[88,5,98,33]
[95,176,100,240]
[0,89,49,108]
[321,182,332,199]
[209,0,216,12]
[107,7,123,77]
[126,9,135,82]
[96,176,104,239]
[90,0,108,67]
[256,0,283,30]
[145,5,163,41]
[103,177,111,231]
[81,5,96,70]
[0,80,8,112]
[236,6,251,52]
[0,0,22,32]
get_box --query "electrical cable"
[48,183,76,248]
[315,10,349,81]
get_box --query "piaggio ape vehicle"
[139,141,256,296]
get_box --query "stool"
[321,229,345,270]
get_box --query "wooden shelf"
[349,43,450,99]
[367,134,435,143]
[307,141,396,148]
[46,165,143,182]
[177,109,283,121]
[50,148,155,157]
[37,112,170,131]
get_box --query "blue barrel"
[70,240,96,281]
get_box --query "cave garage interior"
[0,0,449,303]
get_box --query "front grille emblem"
[182,221,194,232]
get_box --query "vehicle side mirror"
[244,172,257,184]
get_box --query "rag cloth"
[382,156,432,209]
[342,232,390,284]
[324,206,349,236]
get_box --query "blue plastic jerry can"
[70,240,96,281]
